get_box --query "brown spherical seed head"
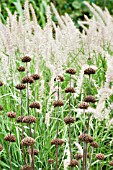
[54,75,64,82]
[66,68,76,75]
[53,100,64,107]
[109,161,113,166]
[16,84,26,90]
[7,112,16,118]
[28,149,39,155]
[48,159,54,164]
[78,102,89,109]
[84,68,96,75]
[29,102,40,109]
[21,165,33,170]
[22,56,31,63]
[22,76,34,84]
[17,116,25,123]
[64,116,75,124]
[78,134,93,143]
[21,137,35,146]
[0,144,3,152]
[31,74,40,80]
[84,95,96,103]
[4,134,16,142]
[51,138,65,146]
[90,141,99,148]
[74,153,83,160]
[0,105,3,111]
[0,81,3,86]
[22,116,36,124]
[96,153,105,160]
[69,159,78,167]
[65,87,75,93]
[17,66,25,72]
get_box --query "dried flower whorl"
[4,134,16,142]
[65,87,75,93]
[90,141,99,148]
[22,56,31,63]
[78,102,89,109]
[0,105,3,111]
[54,75,64,82]
[84,68,96,75]
[48,159,54,164]
[21,137,35,146]
[66,68,76,75]
[7,112,16,118]
[51,138,65,146]
[0,81,3,86]
[17,66,25,72]
[74,153,83,160]
[109,161,113,166]
[22,76,34,84]
[21,165,33,170]
[0,144,3,152]
[29,102,40,109]
[96,153,105,160]
[78,134,93,143]
[53,100,64,107]
[31,74,40,80]
[16,84,26,90]
[84,95,96,103]
[69,159,78,167]
[22,116,36,124]
[64,116,75,124]
[28,149,39,155]
[17,116,25,123]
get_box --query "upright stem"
[8,142,12,170]
[83,142,87,170]
[34,81,36,139]
[29,124,34,170]
[88,147,93,170]
[26,63,29,116]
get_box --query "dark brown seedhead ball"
[78,102,89,109]
[22,56,31,63]
[0,105,3,111]
[4,134,16,142]
[0,81,3,86]
[31,74,40,80]
[22,76,34,84]
[21,165,33,170]
[78,134,93,143]
[17,116,25,123]
[96,153,105,160]
[28,149,39,155]
[53,100,64,107]
[84,95,96,103]
[90,141,99,148]
[109,161,113,166]
[16,84,26,90]
[74,153,83,160]
[29,102,40,109]
[65,87,75,93]
[69,159,78,167]
[51,138,65,146]
[64,116,75,124]
[17,66,25,72]
[48,159,54,164]
[84,68,96,75]
[54,75,64,82]
[66,68,76,75]
[7,112,16,118]
[22,116,36,124]
[21,137,35,146]
[0,144,3,152]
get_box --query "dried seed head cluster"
[4,134,16,142]
[51,138,65,146]
[22,56,31,63]
[21,137,35,146]
[16,116,25,123]
[84,68,96,75]
[0,81,3,86]
[78,102,89,109]
[0,144,3,152]
[21,165,33,170]
[16,84,26,90]
[48,159,54,164]
[96,153,105,160]
[66,68,76,75]
[28,149,39,155]
[65,87,75,93]
[22,76,34,84]
[17,66,25,72]
[69,159,78,167]
[64,116,75,124]
[29,102,40,109]
[0,105,3,111]
[74,153,83,160]
[7,112,16,118]
[84,95,96,103]
[22,115,36,124]
[90,141,99,148]
[109,161,113,166]
[54,75,64,82]
[78,134,93,143]
[53,100,64,107]
[31,74,40,80]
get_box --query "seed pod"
[90,141,99,148]
[0,144,3,152]
[66,68,76,75]
[84,68,96,75]
[0,81,3,86]
[22,56,31,63]
[53,100,64,107]
[65,87,75,93]
[78,102,89,109]
[16,84,26,90]
[22,76,34,84]
[78,134,93,143]
[29,102,40,109]
[21,165,33,170]
[109,161,113,166]
[17,116,25,123]
[7,112,16,118]
[4,134,16,142]
[31,74,40,80]
[54,75,64,82]
[21,137,35,146]
[96,153,105,160]
[69,159,78,167]
[64,116,75,124]
[51,138,65,146]
[84,95,96,103]
[48,159,54,164]
[74,153,83,160]
[22,116,36,124]
[17,66,25,72]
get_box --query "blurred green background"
[0,0,113,27]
